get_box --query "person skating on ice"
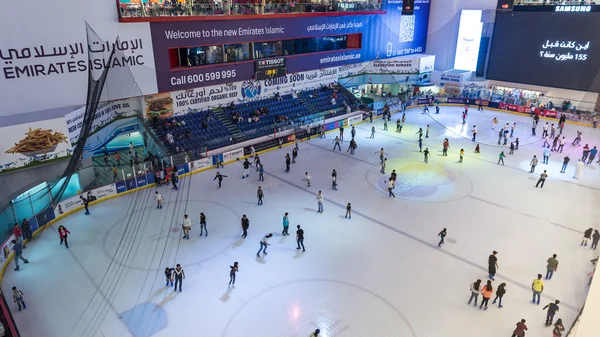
[546,254,558,280]
[530,155,538,173]
[386,179,395,198]
[582,144,590,162]
[12,287,26,311]
[285,153,291,172]
[552,135,560,151]
[581,228,593,246]
[305,172,311,187]
[498,151,505,165]
[468,279,481,306]
[542,122,549,138]
[383,118,388,131]
[531,273,544,305]
[510,122,516,138]
[316,191,324,213]
[380,158,387,174]
[254,154,261,171]
[347,139,357,155]
[511,319,527,337]
[58,225,70,248]
[416,128,423,140]
[587,146,598,164]
[543,147,551,164]
[258,164,265,181]
[242,158,250,178]
[591,230,600,250]
[296,225,305,252]
[339,125,344,142]
[171,166,179,190]
[331,169,338,190]
[573,159,584,179]
[509,142,515,155]
[462,111,467,124]
[503,128,509,145]
[241,215,249,238]
[182,214,191,240]
[458,148,464,163]
[257,186,264,205]
[199,212,207,236]
[345,203,351,219]
[425,125,430,138]
[491,117,498,130]
[229,262,238,287]
[488,251,498,280]
[370,126,375,138]
[438,228,446,247]
[491,282,506,308]
[553,318,564,336]
[423,148,430,163]
[21,218,32,243]
[173,264,184,292]
[154,191,164,209]
[396,119,401,132]
[332,136,342,151]
[292,147,298,164]
[256,233,272,257]
[515,137,520,150]
[418,138,423,152]
[214,172,227,189]
[479,280,493,310]
[80,195,90,215]
[543,300,560,327]
[535,170,548,188]
[543,135,551,148]
[165,267,174,287]
[471,125,477,141]
[474,144,480,153]
[558,137,566,153]
[310,328,321,337]
[282,212,290,235]
[12,240,28,271]
[351,126,356,139]
[572,131,582,146]
[442,138,449,156]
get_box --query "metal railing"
[118,0,382,19]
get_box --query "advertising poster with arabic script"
[487,11,600,92]
[0,0,157,117]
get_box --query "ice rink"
[3,106,600,337]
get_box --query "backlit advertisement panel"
[454,10,483,71]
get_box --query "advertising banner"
[440,73,465,85]
[64,97,141,144]
[149,1,430,92]
[222,148,244,162]
[417,98,433,105]
[499,103,532,113]
[0,235,16,267]
[347,115,363,126]
[360,56,419,74]
[0,0,157,117]
[446,98,468,104]
[54,194,82,216]
[0,117,72,173]
[189,157,213,172]
[116,181,127,193]
[474,99,490,107]
[136,175,148,188]
[35,207,55,229]
[90,183,117,200]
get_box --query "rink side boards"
[0,102,594,283]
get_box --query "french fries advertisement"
[0,118,72,172]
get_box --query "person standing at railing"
[22,218,32,244]
[13,223,24,248]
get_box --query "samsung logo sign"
[555,5,591,12]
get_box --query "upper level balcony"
[117,0,385,22]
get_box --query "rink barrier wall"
[1,102,592,282]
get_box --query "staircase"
[214,107,245,142]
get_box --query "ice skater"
[510,123,516,138]
[257,186,264,205]
[573,159,583,179]
[316,191,324,213]
[285,154,291,172]
[442,138,449,156]
[592,230,600,250]
[491,283,506,308]
[332,136,342,151]
[11,239,29,271]
[58,225,70,248]
[241,215,249,238]
[182,214,191,240]
[214,172,227,188]
[242,158,251,178]
[80,195,90,215]
[199,212,207,236]
[347,139,357,155]
[345,203,352,219]
[423,148,430,163]
[339,125,344,142]
[296,225,305,252]
[581,228,593,246]
[173,264,185,292]
[282,213,290,235]
[458,148,464,163]
[511,319,527,337]
[438,228,446,247]
[165,267,174,286]
[256,233,272,257]
[471,125,477,141]
[553,319,564,336]
[531,273,544,305]
[468,279,481,306]
[12,287,26,311]
[536,170,548,188]
[292,147,298,164]
[488,251,498,280]
[474,144,480,153]
[542,122,549,137]
[587,146,597,164]
[425,125,430,138]
[305,172,311,187]
[310,329,321,337]
[530,155,538,173]
[380,158,387,174]
[480,280,493,310]
[498,151,505,165]
[254,154,261,171]
[416,128,423,140]
[491,117,498,130]
[332,169,338,190]
[418,138,423,152]
[229,262,238,287]
[370,126,375,138]
[546,254,558,280]
[387,179,395,198]
[258,165,264,181]
[171,167,179,190]
[543,300,560,327]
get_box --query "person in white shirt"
[305,172,311,187]
[256,233,272,257]
[387,179,395,198]
[331,97,336,105]
[316,191,324,213]
[471,125,477,141]
[182,214,192,239]
[155,192,163,209]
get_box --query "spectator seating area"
[145,85,362,155]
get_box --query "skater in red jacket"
[58,225,71,248]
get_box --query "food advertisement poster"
[0,117,72,172]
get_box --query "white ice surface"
[3,106,600,337]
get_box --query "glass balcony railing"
[118,1,383,19]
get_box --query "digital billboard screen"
[487,12,600,92]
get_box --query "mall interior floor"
[3,106,600,337]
